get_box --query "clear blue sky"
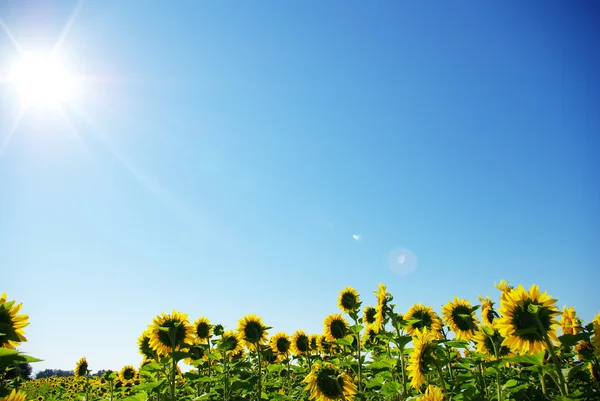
[1,1,598,373]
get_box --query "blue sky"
[1,1,598,373]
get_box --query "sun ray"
[0,19,24,55]
[0,106,26,156]
[51,0,84,57]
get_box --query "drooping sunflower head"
[185,344,207,364]
[237,314,268,346]
[478,296,498,325]
[323,314,349,342]
[0,292,29,349]
[119,365,138,384]
[193,317,212,343]
[496,284,560,355]
[291,330,310,356]
[560,306,581,336]
[363,306,377,325]
[219,330,244,358]
[407,328,439,391]
[442,297,479,341]
[473,324,514,360]
[303,362,357,401]
[74,357,89,377]
[270,332,291,359]
[420,385,444,401]
[574,339,595,361]
[138,328,155,359]
[149,310,195,357]
[404,303,442,336]
[337,286,360,314]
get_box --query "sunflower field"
[2,283,600,401]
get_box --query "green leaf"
[393,335,412,349]
[380,381,402,398]
[120,391,147,401]
[558,332,589,348]
[135,379,166,392]
[505,351,545,366]
[444,340,469,349]
[349,324,363,334]
[503,379,518,389]
[334,337,353,346]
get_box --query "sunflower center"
[451,305,474,332]
[330,319,347,339]
[221,335,239,351]
[316,367,345,399]
[296,334,309,352]
[512,301,552,341]
[341,292,358,311]
[244,321,264,342]
[122,368,135,381]
[158,320,188,348]
[412,310,433,330]
[364,307,376,324]
[196,322,210,339]
[276,337,291,353]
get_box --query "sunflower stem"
[539,371,547,396]
[256,344,262,401]
[389,310,408,396]
[532,313,568,396]
[434,361,447,393]
[476,362,487,399]
[169,327,177,401]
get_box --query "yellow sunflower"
[407,328,438,391]
[119,365,138,385]
[149,310,195,357]
[420,385,444,401]
[193,317,212,344]
[363,306,377,325]
[323,314,349,342]
[303,362,357,401]
[0,389,27,401]
[495,280,513,301]
[473,324,514,360]
[478,296,498,325]
[338,287,360,314]
[593,312,600,355]
[442,297,479,341]
[291,330,310,356]
[219,330,244,358]
[560,306,581,336]
[270,332,291,360]
[496,284,559,355]
[0,292,29,349]
[309,334,321,354]
[375,283,391,309]
[404,303,442,336]
[138,327,155,359]
[237,314,268,347]
[74,357,88,377]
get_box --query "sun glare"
[9,53,75,109]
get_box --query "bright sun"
[9,52,76,109]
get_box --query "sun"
[9,52,76,109]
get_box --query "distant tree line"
[34,369,73,379]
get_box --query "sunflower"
[323,314,349,342]
[270,332,291,361]
[375,283,391,309]
[138,328,155,359]
[194,317,212,344]
[237,314,268,347]
[404,303,442,336]
[185,344,207,364]
[309,334,321,354]
[560,306,581,336]
[478,296,498,325]
[37,396,44,401]
[74,357,88,377]
[473,324,514,360]
[496,284,559,355]
[419,385,444,401]
[0,389,27,401]
[593,312,600,355]
[574,340,594,361]
[337,287,360,314]
[0,292,29,349]
[442,297,479,341]
[495,280,513,301]
[148,310,195,356]
[291,330,310,356]
[119,365,138,385]
[219,330,244,358]
[406,328,438,391]
[303,362,357,401]
[363,306,377,325]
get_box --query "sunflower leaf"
[120,391,147,401]
[334,337,353,346]
[505,351,545,366]
[558,332,589,348]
